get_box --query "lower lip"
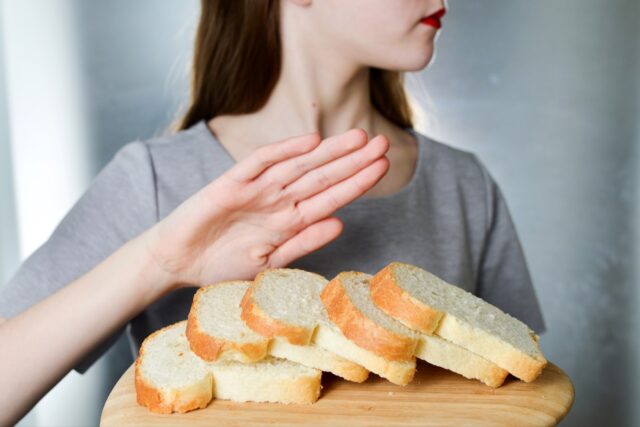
[421,17,442,29]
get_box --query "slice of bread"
[267,337,368,383]
[135,321,322,413]
[367,263,509,387]
[370,262,547,382]
[320,271,419,385]
[240,268,369,383]
[135,322,212,414]
[321,271,420,361]
[186,281,269,363]
[210,355,322,405]
[415,333,509,388]
[241,268,328,345]
[313,321,417,386]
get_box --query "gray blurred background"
[0,0,637,426]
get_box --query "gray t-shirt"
[0,120,546,373]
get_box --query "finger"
[284,134,389,201]
[258,128,368,187]
[296,157,389,225]
[268,217,344,267]
[226,132,321,182]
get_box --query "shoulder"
[139,121,214,159]
[413,130,491,187]
[110,122,212,166]
[120,120,222,183]
[91,121,217,210]
[129,121,227,202]
[413,130,497,229]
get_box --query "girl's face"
[294,0,447,72]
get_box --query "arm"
[0,128,390,425]
[0,230,174,426]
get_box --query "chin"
[406,51,436,72]
[382,48,435,73]
[365,37,437,72]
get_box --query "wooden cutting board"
[101,360,574,427]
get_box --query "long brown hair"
[177,0,415,132]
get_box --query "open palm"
[144,128,389,288]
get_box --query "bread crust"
[370,263,444,334]
[287,374,323,404]
[322,355,370,383]
[240,283,314,345]
[320,272,418,361]
[314,324,416,385]
[434,303,548,383]
[186,286,269,362]
[414,334,509,388]
[477,366,510,388]
[134,323,213,414]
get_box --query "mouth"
[420,8,446,29]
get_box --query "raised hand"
[142,128,389,289]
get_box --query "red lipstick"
[421,8,446,29]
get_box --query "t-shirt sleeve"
[0,140,158,373]
[472,155,547,335]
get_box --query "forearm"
[0,229,175,426]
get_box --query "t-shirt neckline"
[196,120,426,204]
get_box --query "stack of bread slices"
[135,261,547,413]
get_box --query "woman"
[0,0,545,424]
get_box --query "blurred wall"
[1,1,637,426]
[409,1,639,426]
[0,1,19,284]
[1,0,198,425]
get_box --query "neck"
[208,4,401,151]
[259,64,379,141]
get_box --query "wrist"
[132,228,182,301]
